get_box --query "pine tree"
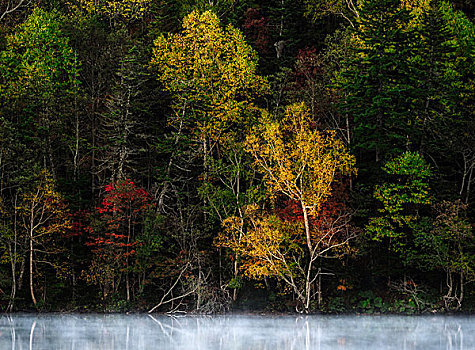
[411,0,460,153]
[339,0,417,163]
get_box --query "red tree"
[85,179,153,302]
[243,8,271,54]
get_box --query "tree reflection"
[0,315,472,350]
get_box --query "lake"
[0,314,473,349]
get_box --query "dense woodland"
[0,0,474,314]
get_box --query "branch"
[148,263,194,313]
[0,0,30,22]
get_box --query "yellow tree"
[151,10,267,302]
[232,103,356,312]
[17,170,71,307]
[151,10,267,159]
[216,204,303,300]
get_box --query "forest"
[0,0,474,314]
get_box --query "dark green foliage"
[339,0,417,162]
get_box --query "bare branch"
[0,0,31,22]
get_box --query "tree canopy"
[0,0,473,313]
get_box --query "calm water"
[0,314,473,349]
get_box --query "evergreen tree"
[411,0,460,153]
[339,0,417,164]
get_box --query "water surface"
[0,313,473,349]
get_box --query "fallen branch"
[148,263,197,313]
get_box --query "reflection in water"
[0,314,474,350]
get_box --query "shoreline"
[2,309,473,317]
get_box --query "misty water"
[1,314,474,350]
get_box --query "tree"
[85,179,152,302]
[338,0,417,163]
[418,200,474,310]
[0,7,80,176]
[150,9,267,223]
[150,10,268,306]
[218,204,306,304]
[151,10,267,152]
[367,152,432,266]
[61,14,137,196]
[221,102,356,312]
[201,142,263,300]
[437,1,475,203]
[242,7,272,55]
[410,0,460,151]
[96,46,150,184]
[0,193,23,311]
[17,170,71,307]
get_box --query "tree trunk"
[232,217,244,302]
[301,204,313,313]
[7,241,16,312]
[203,137,208,224]
[345,114,353,191]
[317,269,322,308]
[444,270,453,310]
[29,228,37,307]
[18,256,25,292]
[7,195,19,312]
[457,271,464,311]
[126,215,131,302]
[71,241,76,303]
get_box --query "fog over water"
[0,314,474,349]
